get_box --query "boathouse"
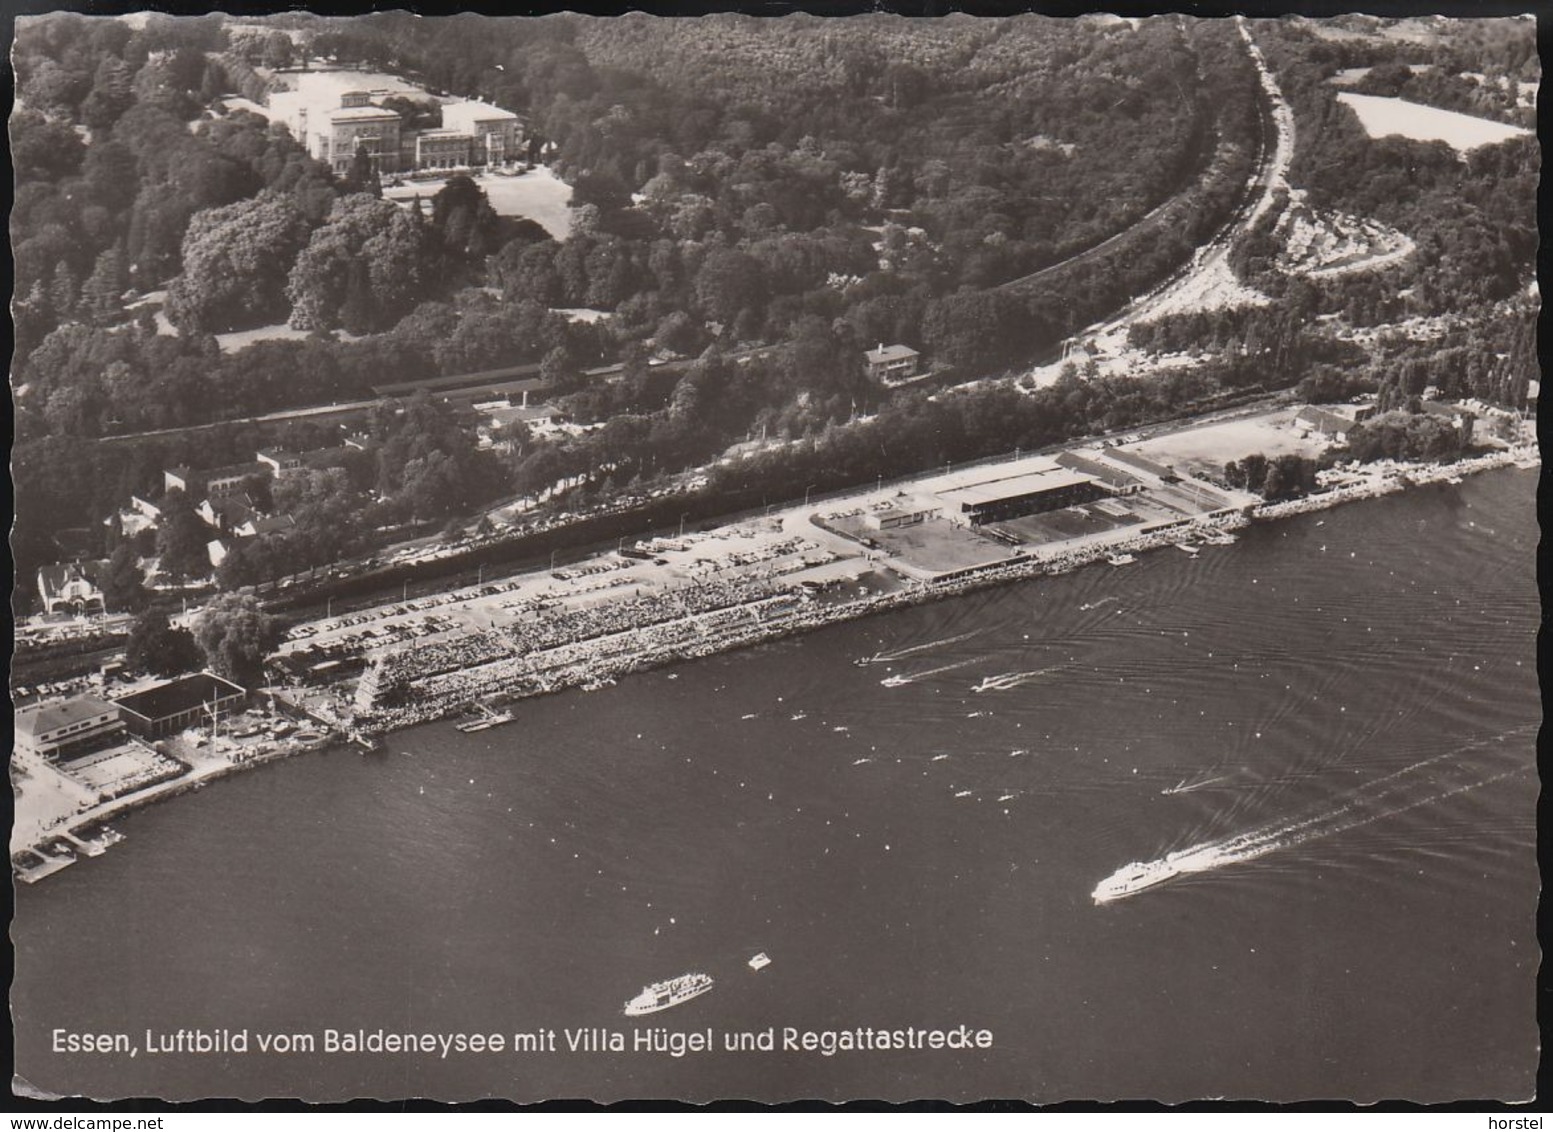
[936,463,1108,526]
[114,673,248,740]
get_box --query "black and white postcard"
[9,4,1540,1106]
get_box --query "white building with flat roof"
[15,695,125,761]
[266,73,523,174]
[864,343,921,383]
[439,99,520,165]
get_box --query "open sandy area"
[1127,409,1329,479]
[1336,93,1530,152]
[214,323,365,352]
[384,167,573,239]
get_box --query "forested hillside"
[10,11,1537,606]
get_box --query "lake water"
[12,470,1538,1103]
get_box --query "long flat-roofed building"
[1099,447,1181,484]
[936,463,1108,525]
[165,462,270,500]
[867,503,939,530]
[414,127,474,170]
[114,673,249,740]
[15,695,125,761]
[1054,450,1144,494]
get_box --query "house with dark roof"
[37,560,108,616]
[936,464,1108,525]
[114,673,249,739]
[197,494,259,533]
[238,514,297,539]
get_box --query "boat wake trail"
[1097,727,1533,903]
[864,630,984,665]
[880,657,980,687]
[1162,774,1230,796]
[972,667,1060,693]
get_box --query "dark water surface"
[13,470,1538,1103]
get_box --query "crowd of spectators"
[360,571,812,713]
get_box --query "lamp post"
[679,513,689,538]
[804,484,816,508]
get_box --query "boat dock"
[13,823,127,884]
[14,848,78,884]
[57,830,105,857]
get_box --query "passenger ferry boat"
[623,972,714,1016]
[1092,853,1187,904]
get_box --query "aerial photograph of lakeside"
[9,6,1540,1106]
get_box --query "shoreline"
[12,447,1533,880]
[350,448,1525,735]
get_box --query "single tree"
[126,607,202,677]
[101,543,150,613]
[154,491,212,583]
[192,593,282,688]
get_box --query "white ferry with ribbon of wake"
[1092,852,1189,904]
[623,972,714,1016]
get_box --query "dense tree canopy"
[11,10,1535,603]
[167,192,316,333]
[287,194,442,332]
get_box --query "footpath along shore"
[13,445,1533,879]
